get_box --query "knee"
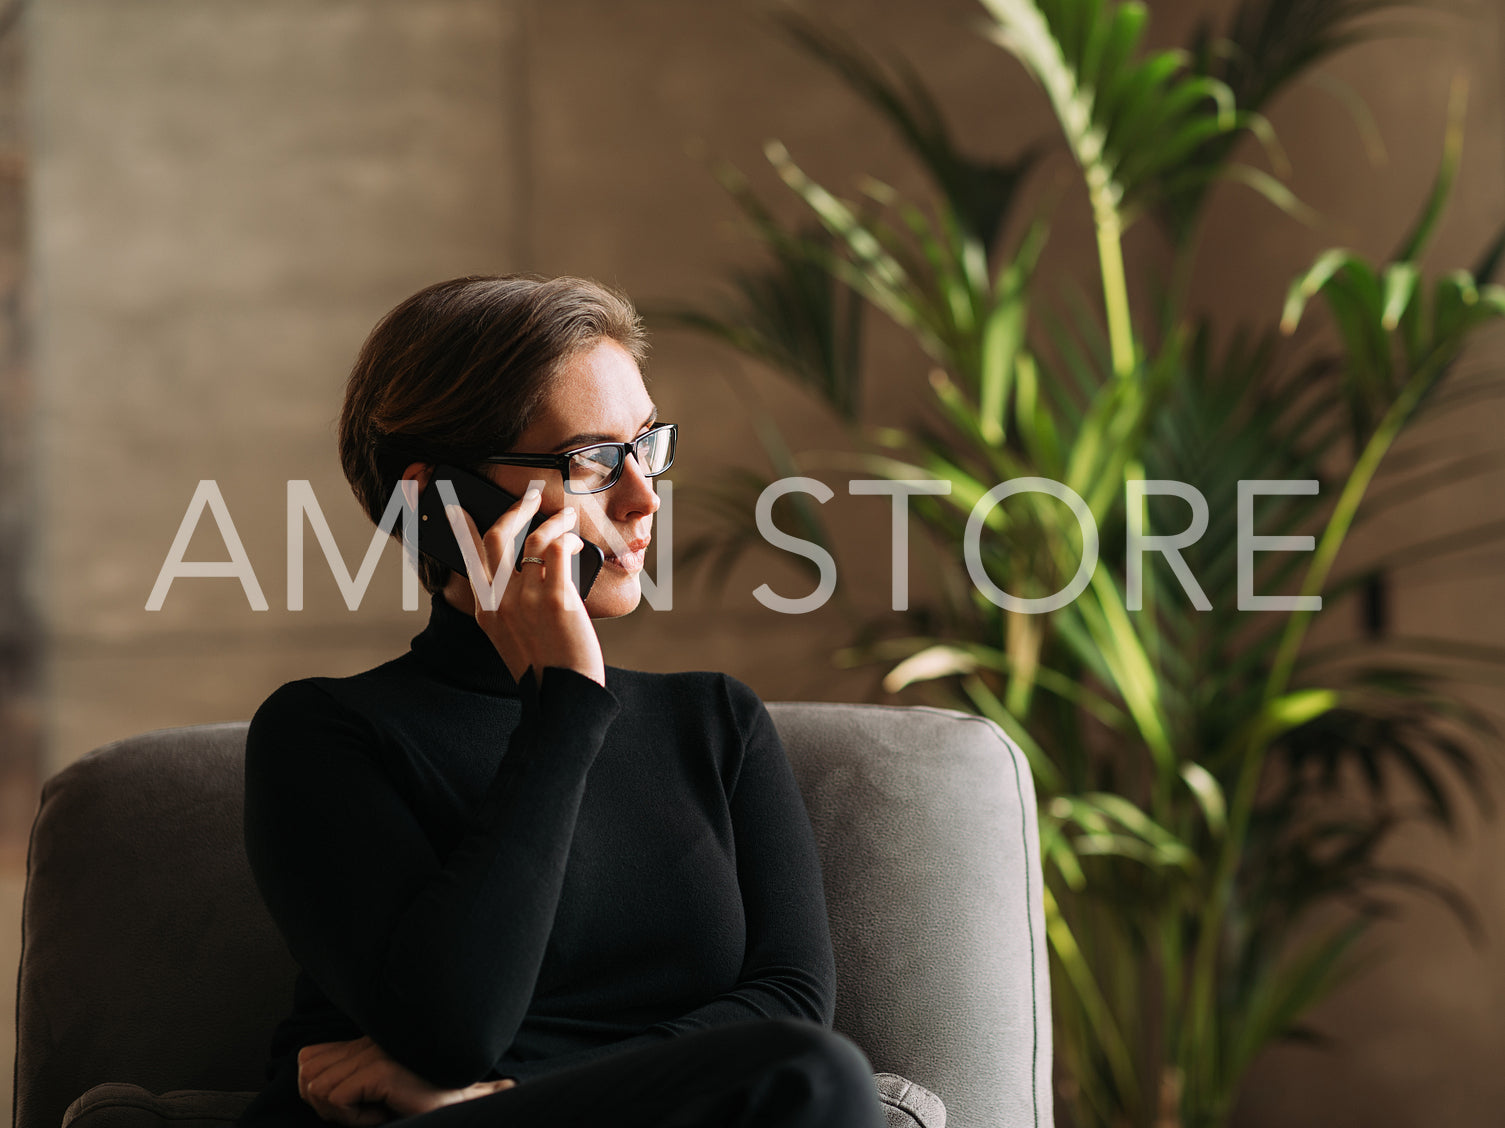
[758,1020,879,1113]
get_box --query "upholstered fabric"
[769,703,1050,1128]
[15,723,297,1128]
[62,1087,256,1128]
[57,1076,943,1128]
[875,1072,947,1127]
[15,706,1050,1128]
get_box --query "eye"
[568,446,618,485]
[576,446,617,470]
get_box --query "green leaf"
[1228,919,1369,1081]
[1392,73,1467,265]
[978,297,1026,442]
[1180,761,1227,837]
[1246,689,1342,752]
[1379,262,1419,331]
[1281,248,1359,334]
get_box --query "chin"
[585,572,642,619]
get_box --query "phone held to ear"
[416,463,606,600]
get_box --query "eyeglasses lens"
[636,427,674,474]
[565,425,675,493]
[567,448,620,492]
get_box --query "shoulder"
[250,675,361,730]
[603,666,779,784]
[603,666,767,720]
[249,653,414,735]
[245,674,388,777]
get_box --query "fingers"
[322,1046,384,1108]
[299,1038,365,1099]
[514,505,578,570]
[447,489,546,613]
[440,1079,518,1109]
[444,485,547,586]
[541,531,585,595]
[486,487,546,574]
[299,1039,391,1126]
[487,505,580,602]
[461,491,602,685]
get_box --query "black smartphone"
[416,463,605,599]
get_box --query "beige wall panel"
[18,0,1505,1125]
[33,0,523,769]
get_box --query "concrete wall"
[12,0,1505,1124]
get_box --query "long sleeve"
[651,676,836,1027]
[243,665,620,1088]
[496,674,836,1083]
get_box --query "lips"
[604,537,650,573]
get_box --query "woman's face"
[458,337,661,620]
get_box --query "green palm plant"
[656,2,1505,1125]
[1166,0,1407,241]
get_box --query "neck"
[443,573,477,616]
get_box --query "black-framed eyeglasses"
[477,422,676,495]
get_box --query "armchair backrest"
[14,723,293,1128]
[769,702,1052,1128]
[14,706,1051,1128]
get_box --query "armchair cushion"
[60,1075,942,1128]
[876,1072,947,1127]
[17,706,1047,1128]
[62,1086,256,1128]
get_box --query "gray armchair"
[14,703,1052,1128]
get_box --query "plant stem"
[1182,346,1447,1112]
[1263,350,1446,702]
[1093,195,1137,380]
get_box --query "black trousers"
[246,1019,886,1128]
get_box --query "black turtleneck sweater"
[240,591,835,1108]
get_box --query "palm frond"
[772,7,1041,254]
[1159,0,1409,241]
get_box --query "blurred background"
[0,0,1502,1124]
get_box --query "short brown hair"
[338,273,649,594]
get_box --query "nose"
[608,450,660,518]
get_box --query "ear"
[401,460,435,494]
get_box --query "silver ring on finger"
[519,556,546,567]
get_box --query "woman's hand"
[447,486,606,687]
[297,1036,516,1125]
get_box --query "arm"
[649,675,836,1029]
[243,664,620,1089]
[296,1036,515,1126]
[496,675,835,1082]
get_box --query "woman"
[236,275,886,1128]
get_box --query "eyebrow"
[548,406,658,453]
